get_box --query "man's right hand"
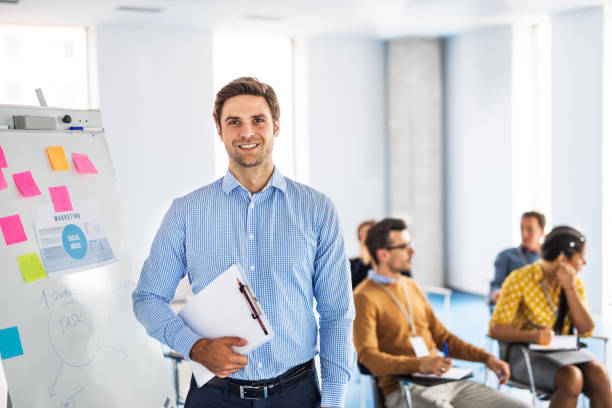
[418,356,452,376]
[189,337,248,378]
[531,327,554,345]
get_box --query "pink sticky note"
[0,214,27,245]
[71,153,98,174]
[0,169,7,190]
[12,171,41,197]
[49,186,73,212]
[0,146,6,168]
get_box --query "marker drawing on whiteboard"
[68,126,103,132]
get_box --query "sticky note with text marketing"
[12,171,41,197]
[46,146,70,171]
[0,214,27,245]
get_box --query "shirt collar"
[368,269,400,284]
[221,166,287,196]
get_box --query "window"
[0,25,88,109]
[212,34,294,179]
[511,19,552,243]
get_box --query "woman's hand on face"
[557,258,577,289]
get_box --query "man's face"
[520,216,544,252]
[216,95,279,170]
[383,230,415,273]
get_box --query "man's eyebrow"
[224,116,241,123]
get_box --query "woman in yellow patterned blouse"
[489,226,612,408]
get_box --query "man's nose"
[241,123,255,138]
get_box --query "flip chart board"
[0,105,175,408]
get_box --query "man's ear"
[273,121,280,137]
[216,123,223,141]
[376,248,388,264]
[557,252,567,262]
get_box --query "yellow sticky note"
[46,146,70,171]
[17,252,47,282]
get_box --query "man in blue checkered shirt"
[133,77,355,407]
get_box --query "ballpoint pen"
[237,279,269,336]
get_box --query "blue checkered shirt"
[132,168,356,407]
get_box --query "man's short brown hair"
[522,211,546,230]
[213,77,280,126]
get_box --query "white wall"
[95,27,216,273]
[551,7,604,315]
[444,26,513,294]
[294,36,387,257]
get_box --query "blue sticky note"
[0,326,24,360]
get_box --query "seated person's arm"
[490,252,510,302]
[558,262,594,336]
[488,271,551,343]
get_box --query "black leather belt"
[206,359,315,399]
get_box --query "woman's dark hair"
[365,218,407,265]
[541,226,586,334]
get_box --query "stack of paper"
[530,335,578,351]
[179,265,274,386]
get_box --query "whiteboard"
[0,106,175,408]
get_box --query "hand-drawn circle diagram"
[48,301,101,367]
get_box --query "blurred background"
[1,1,611,405]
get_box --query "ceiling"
[0,0,608,38]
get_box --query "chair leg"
[520,347,539,407]
[359,373,366,408]
[400,383,413,408]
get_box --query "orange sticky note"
[46,146,70,171]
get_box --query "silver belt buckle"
[239,384,269,399]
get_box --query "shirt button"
[249,234,254,240]
[250,203,255,209]
[257,362,262,368]
[250,265,255,271]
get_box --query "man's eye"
[229,120,240,126]
[254,118,264,123]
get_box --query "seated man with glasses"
[353,218,529,408]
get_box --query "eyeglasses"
[385,242,413,251]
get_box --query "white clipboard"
[179,265,274,386]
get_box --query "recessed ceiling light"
[117,6,164,13]
[0,0,20,4]
[244,15,286,22]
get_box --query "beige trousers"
[384,380,530,408]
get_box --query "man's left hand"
[485,356,510,385]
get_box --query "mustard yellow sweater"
[353,276,491,396]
